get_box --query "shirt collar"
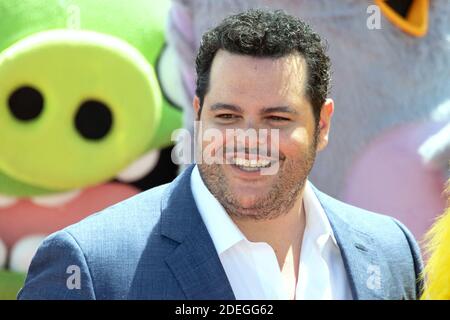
[190,165,245,255]
[190,165,338,255]
[302,180,339,249]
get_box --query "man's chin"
[226,175,275,192]
[226,202,280,221]
[227,193,269,211]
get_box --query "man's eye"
[216,114,238,119]
[268,116,290,121]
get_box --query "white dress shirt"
[190,165,353,300]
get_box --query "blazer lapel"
[313,187,388,300]
[161,165,235,300]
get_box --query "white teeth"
[116,149,160,183]
[0,238,7,268]
[232,157,272,169]
[31,190,81,207]
[0,194,18,208]
[9,234,46,273]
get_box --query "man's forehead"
[208,50,308,102]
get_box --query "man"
[168,0,450,241]
[19,9,423,300]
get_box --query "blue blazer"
[18,165,423,300]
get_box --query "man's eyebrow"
[209,103,243,113]
[260,106,299,115]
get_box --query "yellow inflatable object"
[375,0,429,37]
[421,183,450,300]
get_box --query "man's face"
[194,50,332,220]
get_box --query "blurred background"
[0,0,448,299]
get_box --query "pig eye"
[8,86,44,121]
[74,100,113,141]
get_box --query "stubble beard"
[198,131,319,221]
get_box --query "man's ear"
[316,98,334,152]
[193,96,201,120]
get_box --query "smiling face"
[194,50,333,220]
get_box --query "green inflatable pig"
[0,0,183,299]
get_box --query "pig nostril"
[8,86,44,121]
[75,100,113,140]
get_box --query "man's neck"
[230,192,306,270]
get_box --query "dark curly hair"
[195,9,331,124]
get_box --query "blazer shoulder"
[315,188,423,297]
[315,189,416,246]
[20,181,188,299]
[65,182,169,239]
[18,230,96,299]
[58,183,172,277]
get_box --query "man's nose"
[235,119,269,150]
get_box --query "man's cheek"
[289,127,311,146]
